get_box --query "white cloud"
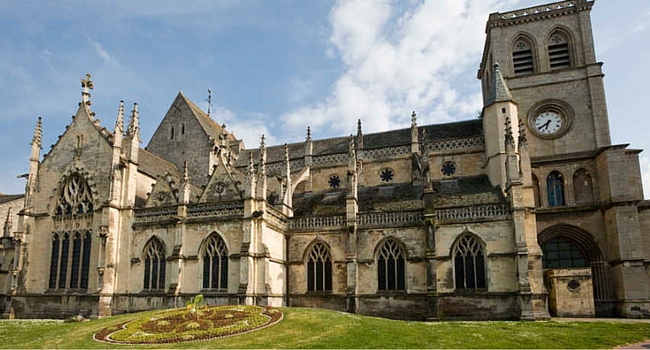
[210,106,279,149]
[85,35,121,69]
[281,0,519,137]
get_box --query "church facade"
[1,0,650,320]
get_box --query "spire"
[356,119,363,149]
[31,116,42,148]
[486,62,513,106]
[81,73,94,105]
[127,103,141,142]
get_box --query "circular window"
[441,161,456,176]
[380,168,394,183]
[328,174,341,188]
[567,279,581,291]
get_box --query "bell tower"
[478,0,610,158]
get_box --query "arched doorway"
[538,224,612,316]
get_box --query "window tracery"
[143,238,166,291]
[453,234,486,290]
[377,238,405,291]
[202,233,229,290]
[55,173,93,215]
[307,242,332,292]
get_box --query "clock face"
[534,111,563,135]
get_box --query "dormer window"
[513,38,535,76]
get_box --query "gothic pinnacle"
[518,118,528,147]
[411,111,417,127]
[115,100,125,136]
[306,126,311,141]
[128,103,141,141]
[31,116,43,147]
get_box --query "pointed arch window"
[377,238,406,291]
[307,242,332,292]
[143,238,166,291]
[549,31,571,69]
[454,234,486,290]
[55,173,93,215]
[547,171,565,207]
[202,233,229,290]
[48,230,92,290]
[573,168,594,205]
[513,38,535,76]
[532,174,541,208]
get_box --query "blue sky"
[1,0,649,196]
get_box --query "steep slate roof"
[0,194,24,205]
[485,63,513,106]
[139,149,181,178]
[178,92,237,143]
[235,119,483,167]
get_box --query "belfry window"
[307,242,332,292]
[547,171,565,207]
[377,238,406,291]
[454,234,486,290]
[143,238,166,291]
[202,233,229,290]
[549,32,571,70]
[513,38,535,76]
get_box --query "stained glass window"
[307,242,332,292]
[202,234,229,290]
[143,238,166,290]
[454,235,486,290]
[377,238,405,291]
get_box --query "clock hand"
[541,120,551,130]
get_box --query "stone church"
[1,0,649,320]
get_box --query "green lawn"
[1,308,649,349]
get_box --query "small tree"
[186,294,205,319]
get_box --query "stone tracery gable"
[50,168,99,215]
[200,154,246,203]
[145,172,180,208]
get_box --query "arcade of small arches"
[532,167,596,208]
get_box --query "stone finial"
[356,119,363,150]
[3,207,12,238]
[505,116,515,148]
[31,116,43,147]
[81,73,94,105]
[248,152,255,176]
[128,103,141,142]
[259,134,267,176]
[518,118,528,147]
[411,111,417,127]
[284,143,289,163]
[114,100,125,136]
[306,126,311,141]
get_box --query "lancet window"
[547,171,565,207]
[377,238,406,291]
[48,231,92,290]
[307,242,332,292]
[513,37,535,76]
[453,234,486,290]
[202,233,229,290]
[143,238,166,291]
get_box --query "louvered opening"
[513,49,534,75]
[549,43,570,69]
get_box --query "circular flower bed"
[94,305,282,344]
